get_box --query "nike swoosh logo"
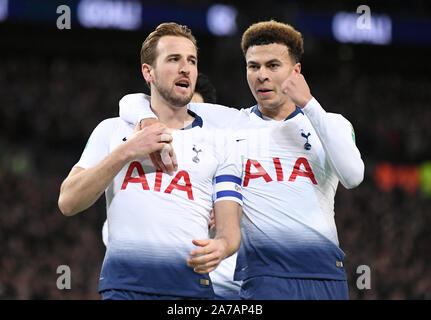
[236,139,246,142]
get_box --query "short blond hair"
[241,20,304,62]
[140,22,197,66]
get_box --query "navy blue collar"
[182,109,203,130]
[149,106,203,130]
[251,105,304,121]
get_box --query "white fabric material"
[77,116,242,296]
[118,93,365,288]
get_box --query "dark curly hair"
[241,20,304,63]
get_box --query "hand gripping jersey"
[75,112,242,298]
[119,94,364,286]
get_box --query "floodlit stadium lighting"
[0,0,8,22]
[77,0,142,31]
[332,11,392,45]
[206,4,237,36]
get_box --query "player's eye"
[248,65,259,70]
[168,57,179,62]
[269,63,279,69]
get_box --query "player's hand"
[281,70,313,108]
[208,210,216,230]
[125,122,172,159]
[186,238,228,274]
[140,119,178,175]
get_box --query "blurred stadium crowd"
[1,21,430,299]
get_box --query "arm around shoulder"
[119,93,156,125]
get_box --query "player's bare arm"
[187,200,241,274]
[58,122,172,216]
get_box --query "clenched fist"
[281,70,313,108]
[140,118,178,175]
[125,121,173,159]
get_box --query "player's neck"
[258,100,296,121]
[150,94,194,130]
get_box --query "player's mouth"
[257,88,273,96]
[175,78,190,90]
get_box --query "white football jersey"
[119,94,364,285]
[76,112,242,298]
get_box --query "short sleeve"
[213,134,243,205]
[74,118,116,169]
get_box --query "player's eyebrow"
[166,53,181,59]
[265,59,282,65]
[188,54,197,62]
[166,53,197,61]
[247,58,281,67]
[247,60,261,67]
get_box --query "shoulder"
[189,103,246,129]
[95,117,124,129]
[188,102,240,116]
[119,93,147,107]
[91,117,130,137]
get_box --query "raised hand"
[140,118,178,175]
[281,70,313,108]
[125,121,173,159]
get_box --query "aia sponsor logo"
[243,157,317,187]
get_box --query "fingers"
[169,147,178,172]
[209,210,215,230]
[187,251,217,267]
[140,118,159,128]
[132,121,178,175]
[187,251,220,274]
[187,239,219,273]
[133,122,141,133]
[191,239,210,248]
[190,259,220,274]
[148,145,176,175]
[160,133,173,143]
[149,152,167,172]
[160,145,175,175]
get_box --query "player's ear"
[142,63,153,83]
[293,62,301,74]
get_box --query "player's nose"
[179,59,191,75]
[257,67,269,82]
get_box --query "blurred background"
[0,0,430,299]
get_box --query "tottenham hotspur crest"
[300,129,312,150]
[192,145,202,163]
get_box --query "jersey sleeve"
[302,97,365,189]
[119,93,156,125]
[74,118,116,170]
[213,134,243,205]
